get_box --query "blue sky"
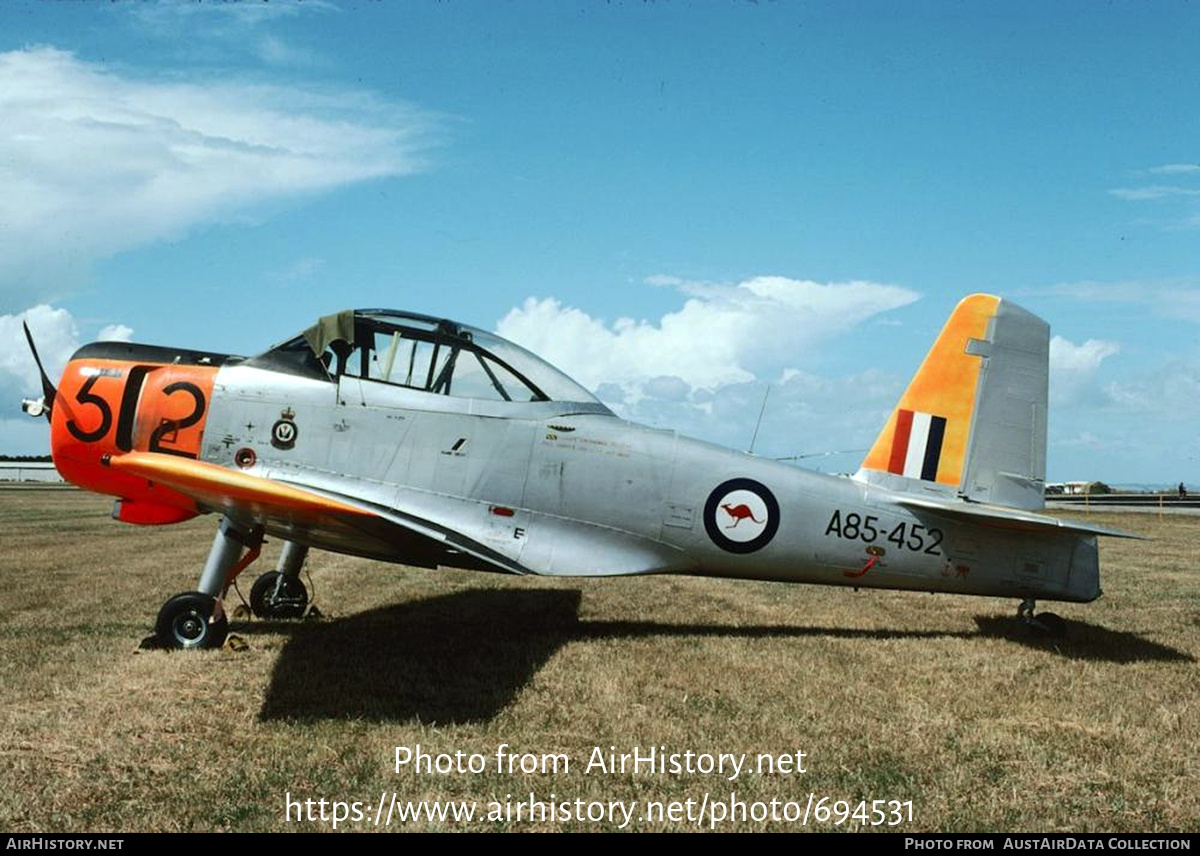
[1,1,1197,485]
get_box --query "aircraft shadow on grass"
[971,615,1194,663]
[257,589,583,725]
[256,588,1192,724]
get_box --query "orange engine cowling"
[51,351,221,525]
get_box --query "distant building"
[0,461,64,483]
[1045,481,1111,496]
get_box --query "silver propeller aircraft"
[22,294,1128,649]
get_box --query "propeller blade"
[22,321,57,419]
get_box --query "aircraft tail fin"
[854,294,1049,511]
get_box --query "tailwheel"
[1033,611,1066,638]
[1016,598,1067,638]
[250,571,309,619]
[155,592,228,650]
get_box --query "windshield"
[254,309,600,405]
[457,326,599,403]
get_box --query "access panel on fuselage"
[523,418,676,544]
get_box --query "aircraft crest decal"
[271,409,298,450]
[703,478,779,554]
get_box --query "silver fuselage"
[200,364,1100,604]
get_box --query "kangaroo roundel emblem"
[704,478,780,554]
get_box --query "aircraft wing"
[106,451,534,575]
[892,494,1145,539]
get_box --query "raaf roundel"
[704,478,779,554]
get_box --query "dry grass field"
[1,489,1196,833]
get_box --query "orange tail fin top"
[857,294,1049,510]
[861,294,999,489]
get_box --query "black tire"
[155,592,228,650]
[249,571,309,619]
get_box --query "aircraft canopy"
[256,308,602,406]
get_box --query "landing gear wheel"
[250,571,309,619]
[155,592,228,650]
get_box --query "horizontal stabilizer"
[894,494,1144,539]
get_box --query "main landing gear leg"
[1017,598,1066,638]
[154,517,259,650]
[250,541,310,619]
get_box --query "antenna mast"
[747,385,770,455]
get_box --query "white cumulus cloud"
[1049,336,1120,373]
[498,277,918,398]
[1,306,82,393]
[1107,362,1200,419]
[1048,335,1120,406]
[496,277,919,458]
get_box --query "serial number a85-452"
[824,510,943,556]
